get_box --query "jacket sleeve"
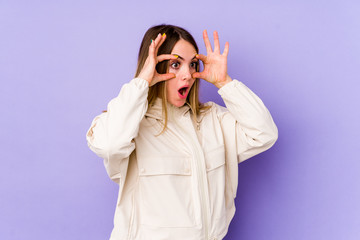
[86,77,149,185]
[216,79,278,163]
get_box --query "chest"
[133,111,225,176]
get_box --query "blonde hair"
[135,24,209,134]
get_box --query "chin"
[169,99,186,107]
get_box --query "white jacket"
[86,77,278,240]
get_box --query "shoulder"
[200,101,228,118]
[202,101,227,112]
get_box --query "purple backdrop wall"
[1,1,359,239]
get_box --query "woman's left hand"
[192,30,232,88]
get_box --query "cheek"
[166,79,177,93]
[168,66,177,74]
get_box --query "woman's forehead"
[170,39,197,60]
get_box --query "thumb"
[152,73,176,86]
[157,73,176,82]
[192,71,205,79]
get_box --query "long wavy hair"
[134,24,209,134]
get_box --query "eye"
[170,61,180,69]
[190,61,198,69]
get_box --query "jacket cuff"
[217,79,244,96]
[131,77,149,89]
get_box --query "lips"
[178,85,190,99]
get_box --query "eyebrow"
[172,54,198,61]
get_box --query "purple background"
[1,1,359,239]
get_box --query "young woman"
[86,24,278,240]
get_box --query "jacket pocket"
[204,145,227,229]
[137,156,196,228]
[204,145,226,172]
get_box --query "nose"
[181,66,192,81]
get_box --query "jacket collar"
[145,97,191,120]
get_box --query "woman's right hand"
[138,33,178,87]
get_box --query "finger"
[153,73,176,85]
[155,33,166,54]
[148,39,155,59]
[223,41,229,57]
[195,54,207,63]
[154,33,162,44]
[192,71,206,79]
[203,30,213,53]
[149,34,161,62]
[213,31,221,54]
[151,33,162,54]
[157,54,178,62]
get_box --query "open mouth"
[178,87,187,95]
[178,86,189,99]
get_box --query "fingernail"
[173,54,179,58]
[162,33,166,37]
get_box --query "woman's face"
[166,39,198,107]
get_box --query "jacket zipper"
[194,145,210,240]
[175,116,210,240]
